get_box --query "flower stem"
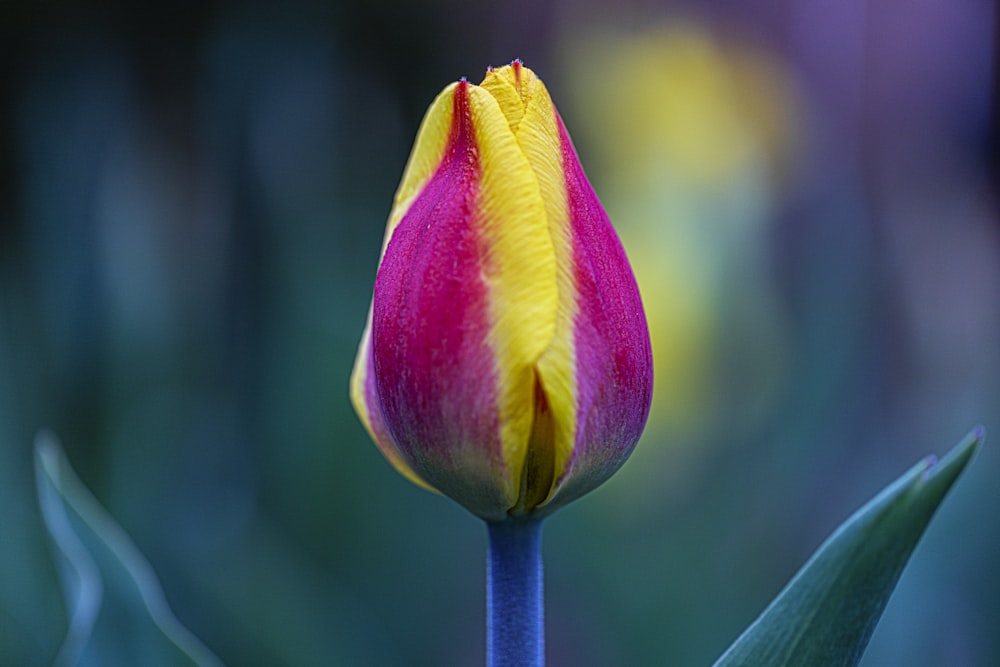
[486,518,544,667]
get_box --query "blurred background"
[1,0,998,664]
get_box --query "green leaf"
[34,431,223,667]
[714,426,984,667]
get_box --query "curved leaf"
[714,426,984,667]
[35,431,223,667]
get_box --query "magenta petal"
[550,114,654,508]
[371,84,511,519]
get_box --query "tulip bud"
[350,61,652,522]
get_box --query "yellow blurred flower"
[559,21,801,457]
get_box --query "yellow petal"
[465,81,559,506]
[482,64,578,506]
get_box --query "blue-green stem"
[486,518,544,667]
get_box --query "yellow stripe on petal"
[379,82,458,258]
[482,65,579,506]
[482,62,530,132]
[465,83,559,509]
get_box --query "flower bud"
[351,62,652,521]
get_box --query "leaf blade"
[34,430,223,667]
[714,426,984,667]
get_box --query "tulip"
[350,61,652,522]
[350,62,652,664]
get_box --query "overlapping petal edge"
[350,62,653,521]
